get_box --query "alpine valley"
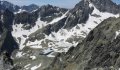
[0,0,120,70]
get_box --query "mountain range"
[0,1,39,12]
[0,0,120,70]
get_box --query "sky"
[113,0,120,4]
[2,0,120,8]
[3,0,80,8]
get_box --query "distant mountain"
[21,4,39,12]
[0,1,39,13]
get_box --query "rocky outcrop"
[45,17,120,70]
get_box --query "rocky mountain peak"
[21,4,39,12]
[63,0,93,29]
[90,0,120,14]
[40,4,54,8]
[37,4,67,22]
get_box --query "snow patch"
[1,14,3,23]
[115,30,120,39]
[72,56,74,58]
[48,11,69,24]
[14,9,26,14]
[89,3,93,8]
[0,35,1,38]
[31,63,41,70]
[16,52,24,57]
[27,39,43,49]
[24,64,31,69]
[30,56,36,60]
[43,48,53,54]
[47,53,55,57]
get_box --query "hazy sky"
[113,0,120,4]
[3,0,80,8]
[3,0,120,8]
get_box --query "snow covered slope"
[20,2,119,53]
[12,18,46,49]
[12,11,68,50]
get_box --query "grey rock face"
[3,9,14,30]
[0,10,18,54]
